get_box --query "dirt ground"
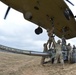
[0,51,76,75]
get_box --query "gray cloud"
[0,17,47,52]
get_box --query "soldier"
[73,45,76,50]
[72,45,76,63]
[53,39,64,68]
[66,43,73,63]
[61,35,67,51]
[46,27,55,49]
[41,43,48,65]
[62,35,66,46]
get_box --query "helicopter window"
[63,26,69,32]
[34,6,39,10]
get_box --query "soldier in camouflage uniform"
[41,43,48,65]
[53,39,64,68]
[72,45,76,63]
[46,27,55,49]
[66,43,73,63]
[61,35,67,51]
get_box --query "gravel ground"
[0,51,76,75]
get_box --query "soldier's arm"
[52,38,56,47]
[46,39,49,45]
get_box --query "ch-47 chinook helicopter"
[0,0,76,63]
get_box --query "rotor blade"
[4,6,11,19]
[66,0,74,6]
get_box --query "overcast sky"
[0,0,76,52]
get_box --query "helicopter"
[0,0,76,64]
[0,0,76,39]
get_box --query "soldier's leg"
[49,41,52,49]
[60,54,64,68]
[41,56,45,65]
[49,39,53,49]
[68,54,71,63]
[70,52,73,63]
[54,54,59,64]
